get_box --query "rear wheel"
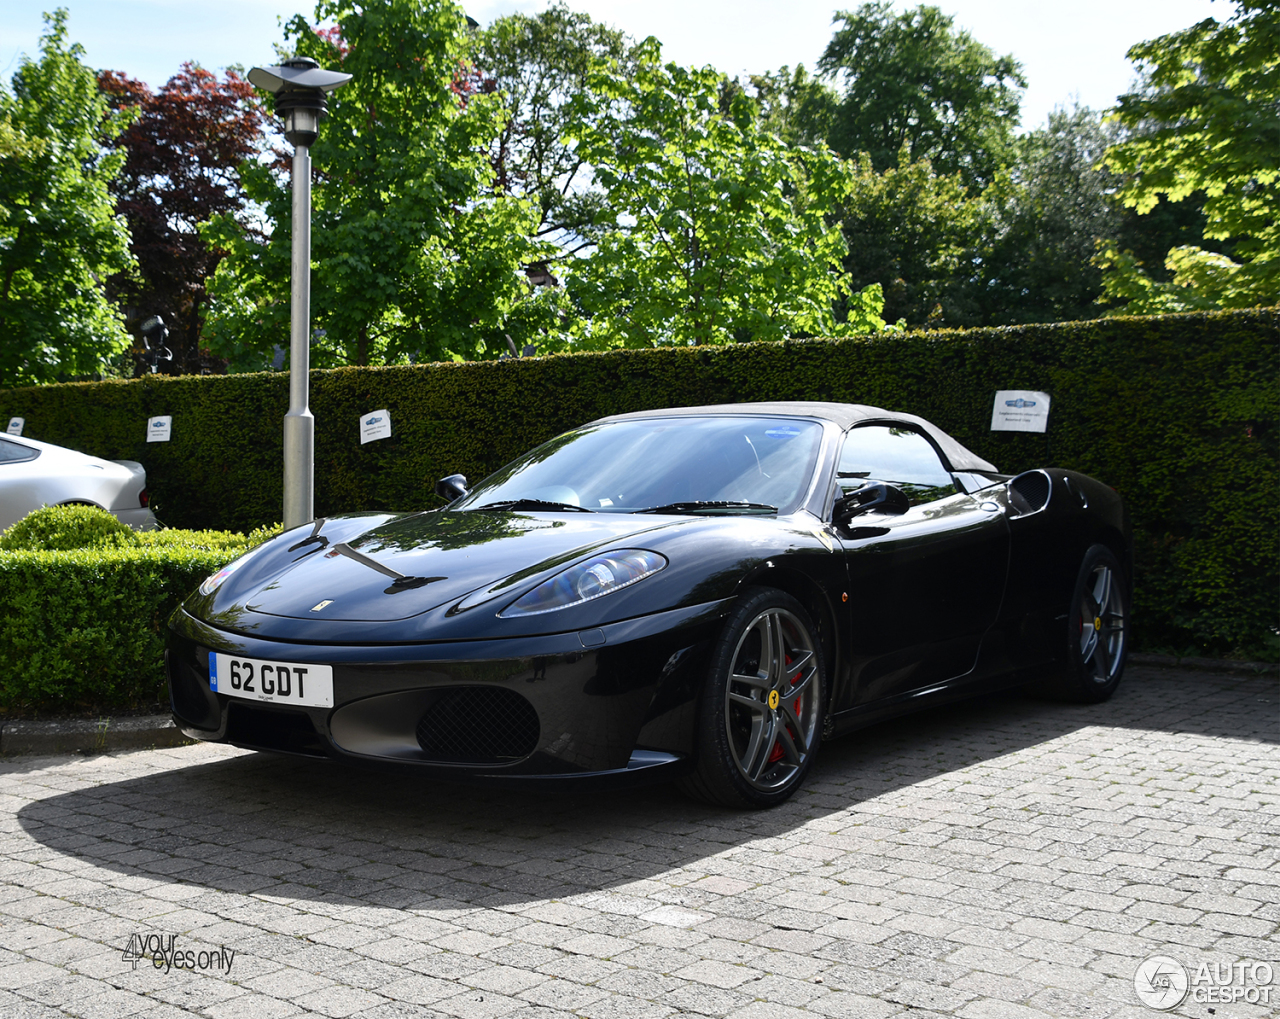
[1064,544,1129,702]
[678,588,825,808]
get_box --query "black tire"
[1062,544,1129,702]
[678,587,825,808]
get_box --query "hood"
[204,509,694,624]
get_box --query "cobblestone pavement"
[0,665,1275,1019]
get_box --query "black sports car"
[167,402,1130,807]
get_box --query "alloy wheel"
[724,607,822,791]
[1078,562,1126,684]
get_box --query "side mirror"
[833,482,909,527]
[435,474,468,502]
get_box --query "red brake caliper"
[769,653,802,764]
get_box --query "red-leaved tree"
[98,64,264,374]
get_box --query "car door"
[833,423,1009,705]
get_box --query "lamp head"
[248,56,352,148]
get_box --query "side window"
[837,425,957,506]
[0,439,39,464]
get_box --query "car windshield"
[454,416,825,515]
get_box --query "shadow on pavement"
[11,665,1276,911]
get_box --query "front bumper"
[167,599,728,782]
[113,507,157,531]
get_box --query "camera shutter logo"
[1135,955,1189,1010]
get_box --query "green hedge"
[0,507,279,712]
[2,309,1276,658]
[0,545,240,712]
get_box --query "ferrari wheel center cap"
[1093,616,1102,631]
[768,690,780,710]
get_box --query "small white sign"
[6,417,23,436]
[991,390,1050,433]
[147,415,172,442]
[360,409,392,444]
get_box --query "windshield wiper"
[288,517,329,553]
[474,499,595,513]
[331,542,443,594]
[636,501,777,515]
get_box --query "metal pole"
[283,142,313,529]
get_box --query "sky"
[0,0,1231,130]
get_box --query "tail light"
[139,488,149,508]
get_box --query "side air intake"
[1009,470,1051,516]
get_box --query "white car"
[0,434,157,532]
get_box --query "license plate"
[208,652,333,708]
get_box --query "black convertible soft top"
[595,401,999,474]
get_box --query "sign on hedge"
[147,415,172,442]
[991,390,1051,433]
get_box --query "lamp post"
[247,56,351,529]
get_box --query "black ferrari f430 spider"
[167,402,1130,807]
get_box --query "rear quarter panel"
[986,469,1129,674]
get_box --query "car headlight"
[498,549,667,617]
[199,553,251,596]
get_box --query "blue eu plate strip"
[208,652,218,692]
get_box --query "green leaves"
[204,0,550,368]
[839,148,992,327]
[818,3,1025,189]
[0,543,241,710]
[564,42,885,348]
[1101,0,1280,311]
[472,3,634,253]
[0,9,135,387]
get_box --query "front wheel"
[678,588,825,808]
[1064,544,1129,702]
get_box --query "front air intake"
[1009,470,1051,515]
[415,687,540,764]
[225,703,328,757]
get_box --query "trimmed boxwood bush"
[0,504,138,551]
[1,308,1276,659]
[0,545,238,712]
[0,511,281,712]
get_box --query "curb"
[1129,652,1279,676]
[0,715,193,757]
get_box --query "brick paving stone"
[673,958,760,989]
[0,666,1273,1017]
[64,988,155,1019]
[291,986,386,1018]
[205,996,305,1019]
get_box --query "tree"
[99,64,264,375]
[817,3,1025,188]
[0,9,134,387]
[472,3,635,256]
[204,0,547,369]
[746,64,837,151]
[563,41,887,348]
[839,147,992,327]
[1100,0,1279,312]
[975,105,1123,324]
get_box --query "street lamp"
[247,56,351,529]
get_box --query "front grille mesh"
[416,687,540,764]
